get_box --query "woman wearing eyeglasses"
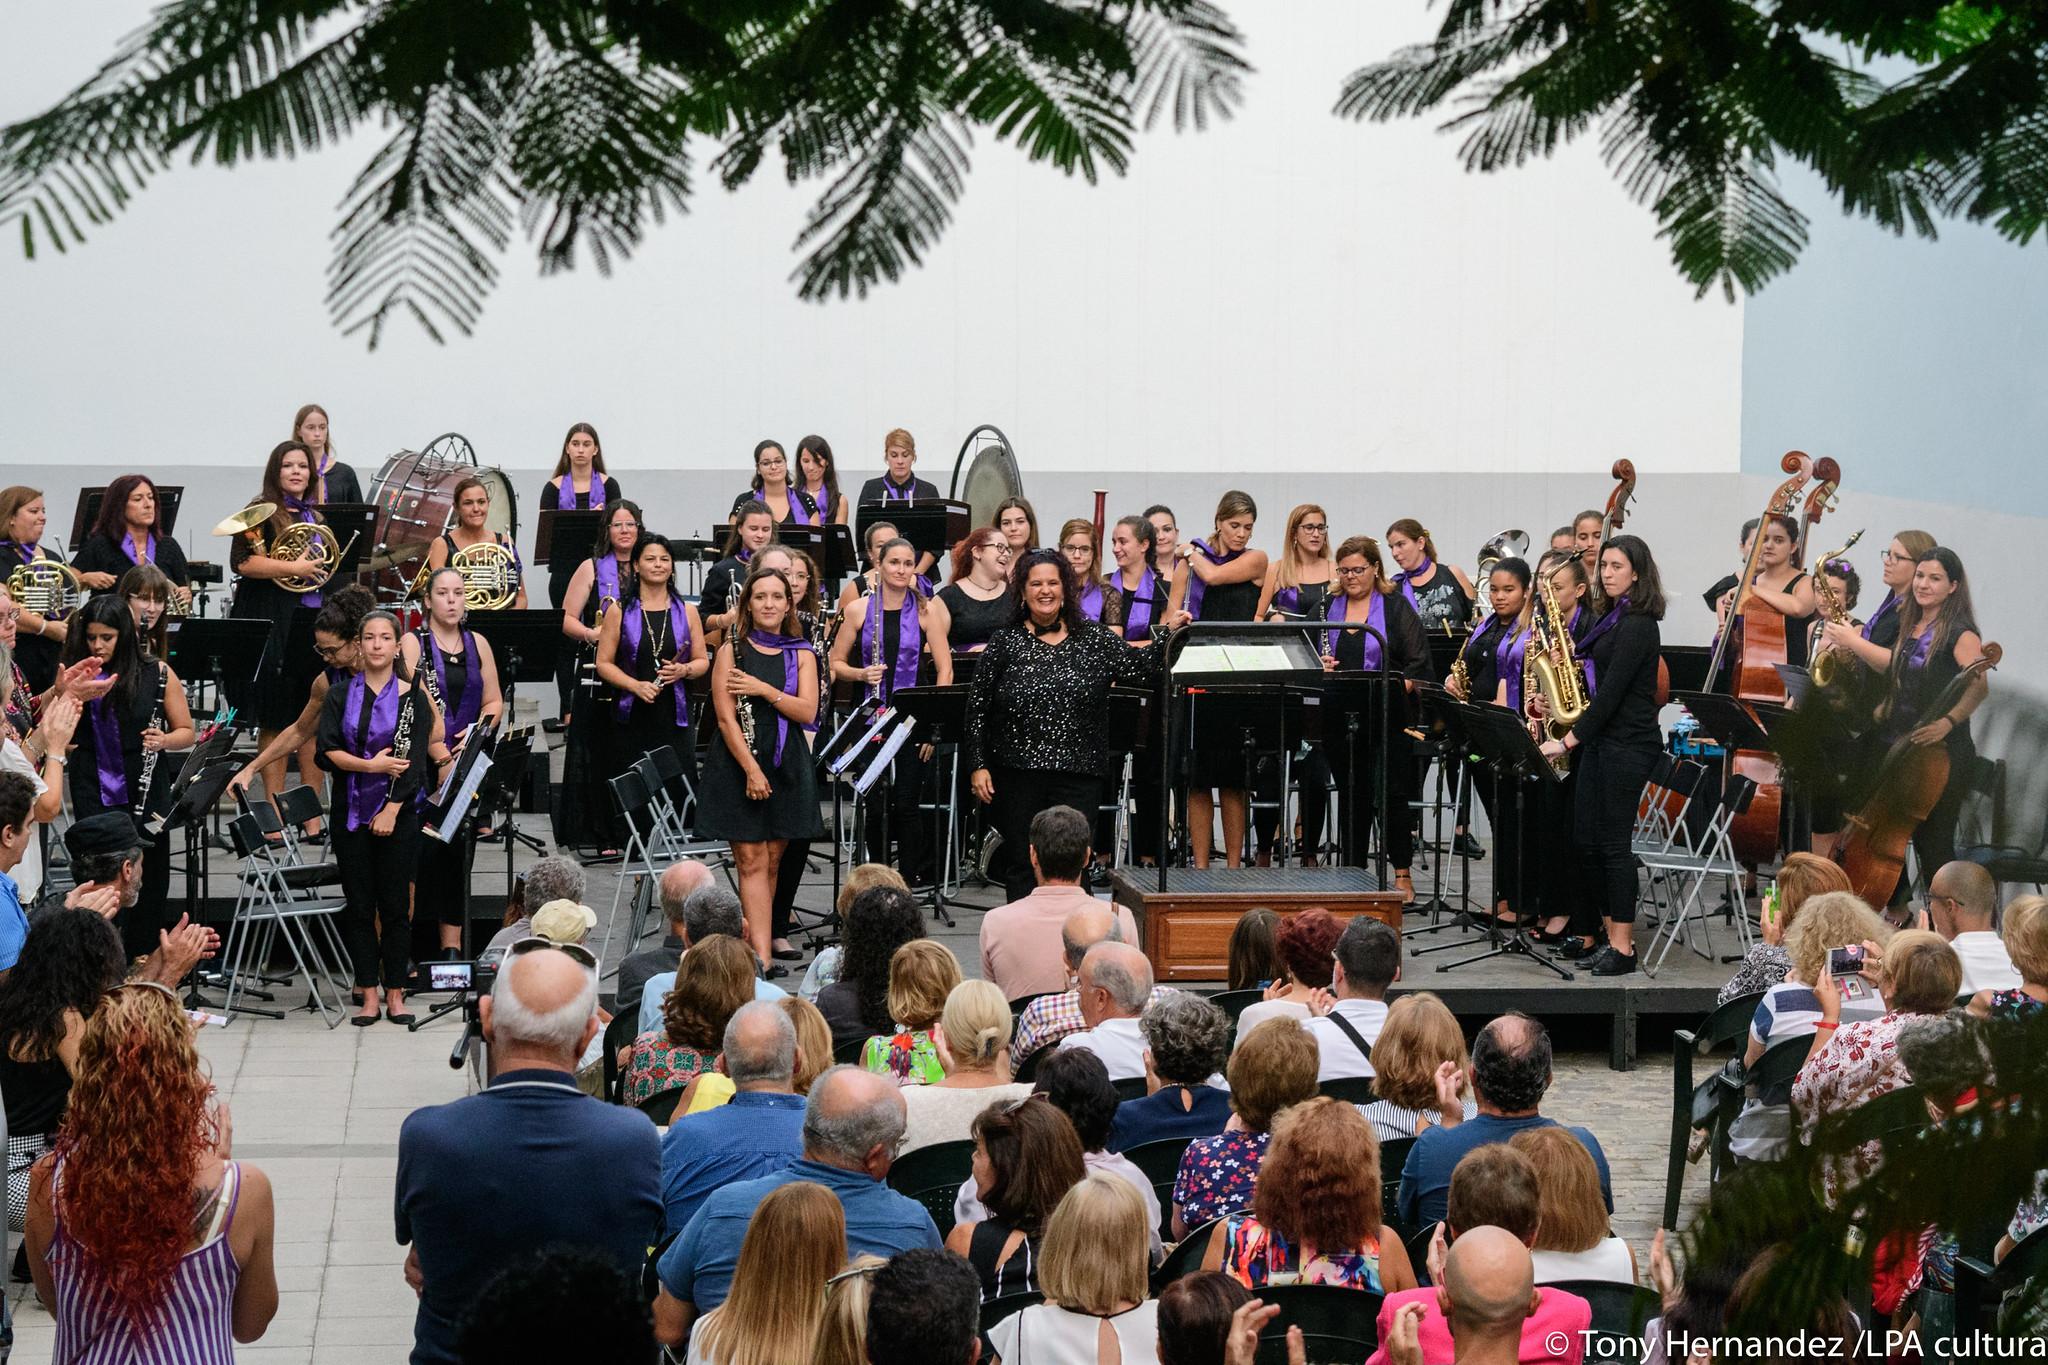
[729,439,823,527]
[1256,505,1334,623]
[931,528,1013,654]
[1818,529,1936,677]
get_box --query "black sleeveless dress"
[696,643,825,843]
[936,583,1013,651]
[1188,576,1261,787]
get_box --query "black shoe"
[1590,948,1638,976]
[765,963,790,980]
[1531,927,1570,947]
[1557,937,1600,960]
[542,717,566,734]
[771,945,805,962]
[1452,833,1486,860]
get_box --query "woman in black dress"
[230,441,340,833]
[931,527,1013,654]
[795,434,850,526]
[71,475,191,612]
[763,547,828,965]
[539,422,621,717]
[1167,490,1269,868]
[0,487,76,695]
[1531,551,1593,946]
[295,404,361,506]
[1444,555,1533,922]
[595,534,710,838]
[1539,533,1667,976]
[966,549,1170,902]
[60,594,196,957]
[700,565,824,966]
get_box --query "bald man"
[397,947,660,1365]
[616,859,717,1014]
[1012,905,1165,1060]
[1928,860,2020,993]
[653,1064,941,1343]
[1440,1227,1542,1365]
[1057,941,1160,1081]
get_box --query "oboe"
[134,667,169,816]
[385,674,422,806]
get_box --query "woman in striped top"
[26,982,278,1363]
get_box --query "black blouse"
[964,621,1162,774]
[936,584,1013,651]
[701,555,751,620]
[1457,615,1517,701]
[1328,591,1429,682]
[538,474,621,512]
[74,532,189,587]
[314,673,435,809]
[1575,613,1663,750]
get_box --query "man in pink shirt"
[1367,1144,1591,1365]
[978,805,1137,1002]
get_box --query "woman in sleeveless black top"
[1168,493,1269,868]
[1385,519,1476,631]
[942,1095,1083,1304]
[593,536,709,851]
[933,528,1015,653]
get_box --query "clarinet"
[134,666,169,817]
[734,642,761,758]
[385,674,422,807]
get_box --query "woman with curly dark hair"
[0,908,127,1235]
[622,935,755,1108]
[815,886,925,1053]
[26,982,278,1358]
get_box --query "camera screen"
[427,961,474,992]
[1827,946,1866,977]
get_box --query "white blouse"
[987,1300,1160,1365]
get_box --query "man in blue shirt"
[1398,1013,1612,1231]
[653,1065,942,1345]
[661,1000,807,1237]
[397,945,660,1365]
[636,888,786,1036]
[0,774,36,979]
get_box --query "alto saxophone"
[1528,574,1589,770]
[1808,529,1865,689]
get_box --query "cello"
[1833,643,2001,905]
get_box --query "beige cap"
[530,899,598,946]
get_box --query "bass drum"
[367,433,516,604]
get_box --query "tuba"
[451,541,519,610]
[1467,528,1528,626]
[6,554,82,620]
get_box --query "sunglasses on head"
[509,937,599,971]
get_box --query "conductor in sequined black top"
[966,549,1181,902]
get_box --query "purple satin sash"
[802,483,834,521]
[1569,604,1593,690]
[618,598,691,725]
[1394,557,1435,612]
[121,530,155,566]
[342,673,403,831]
[1578,598,1630,690]
[746,630,806,767]
[1121,565,1157,639]
[593,554,624,611]
[1862,591,1900,643]
[863,590,922,697]
[423,627,484,738]
[86,693,128,807]
[555,473,604,510]
[1903,628,1935,672]
[1185,540,1241,619]
[1079,582,1104,621]
[882,477,916,503]
[1497,623,1531,712]
[1324,592,1385,671]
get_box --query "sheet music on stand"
[1172,642,1304,675]
[852,717,917,795]
[426,717,499,842]
[829,704,901,776]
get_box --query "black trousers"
[415,834,473,928]
[772,839,811,940]
[991,765,1102,904]
[334,815,420,988]
[1573,740,1658,928]
[1540,771,1593,934]
[862,748,930,883]
[1467,762,1526,914]
[1329,734,1415,872]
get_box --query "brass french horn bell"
[211,503,277,537]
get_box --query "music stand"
[888,684,972,926]
[154,750,251,1011]
[167,618,269,718]
[1316,673,1395,887]
[1409,683,1481,932]
[536,509,604,574]
[72,485,185,547]
[467,609,561,721]
[319,502,379,579]
[855,500,969,573]
[1662,646,1715,694]
[411,720,506,1032]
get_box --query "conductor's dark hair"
[1004,549,1077,637]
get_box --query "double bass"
[1599,459,1668,701]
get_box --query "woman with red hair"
[25,981,278,1359]
[1230,908,1346,1045]
[931,525,1013,654]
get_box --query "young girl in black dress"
[594,534,709,836]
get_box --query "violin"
[1833,642,2000,905]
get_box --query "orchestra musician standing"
[1713,513,1817,678]
[995,497,1039,555]
[1446,556,1535,924]
[1168,490,1268,868]
[1539,534,1668,975]
[1145,505,1180,583]
[1532,552,1592,946]
[1057,520,1108,623]
[1818,529,1937,676]
[855,429,941,578]
[1106,515,1166,645]
[594,534,711,842]
[295,404,361,506]
[701,501,778,641]
[730,440,824,526]
[765,549,828,965]
[117,564,175,661]
[72,475,191,610]
[795,435,851,525]
[401,568,505,955]
[931,528,1013,653]
[0,487,73,694]
[540,422,621,723]
[1570,511,1605,581]
[837,519,905,619]
[1255,504,1334,623]
[424,477,527,609]
[554,501,643,851]
[227,587,374,804]
[1385,519,1474,631]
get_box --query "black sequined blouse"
[964,620,1163,775]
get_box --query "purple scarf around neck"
[864,586,922,697]
[342,673,404,831]
[618,597,690,725]
[86,690,129,807]
[745,629,806,767]
[593,554,625,612]
[1324,591,1385,670]
[1497,621,1531,712]
[1394,556,1435,612]
[421,626,484,738]
[1862,590,1900,642]
[555,472,603,510]
[1078,581,1104,621]
[121,529,155,566]
[1578,597,1630,689]
[1121,564,1158,639]
[1185,539,1241,619]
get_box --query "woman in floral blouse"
[1171,1017,1318,1239]
[860,939,960,1086]
[1968,896,2048,1253]
[622,935,755,1107]
[1717,853,1852,1004]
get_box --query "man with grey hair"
[634,883,787,1035]
[397,946,659,1365]
[653,1065,940,1343]
[616,858,716,1015]
[1013,904,1168,1060]
[656,1001,806,1238]
[1057,941,1158,1081]
[483,854,587,956]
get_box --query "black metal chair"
[1550,1278,1661,1345]
[1123,1137,1195,1242]
[886,1138,975,1235]
[635,1084,691,1126]
[1665,989,1766,1228]
[1378,1136,1415,1218]
[1955,1223,2048,1336]
[1014,1043,1049,1084]
[1152,1218,1222,1292]
[601,1009,639,1104]
[1111,1076,1150,1103]
[979,1290,1044,1337]
[1253,1285,1381,1364]
[1404,1222,1437,1286]
[1208,989,1264,1027]
[1819,1084,1928,1148]
[1319,1076,1377,1105]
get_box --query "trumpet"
[5,555,82,620]
[1809,529,1865,689]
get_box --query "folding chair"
[269,786,344,890]
[222,813,351,1027]
[1638,776,1758,976]
[600,770,666,973]
[1632,758,1709,860]
[1665,990,1765,1228]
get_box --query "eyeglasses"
[509,936,599,971]
[1883,551,1914,564]
[826,1262,884,1289]
[1336,566,1374,578]
[1299,523,1327,533]
[106,979,179,1004]
[313,643,348,660]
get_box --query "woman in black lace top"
[966,549,1182,901]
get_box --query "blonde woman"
[1510,1126,1637,1283]
[860,939,962,1086]
[1358,993,1475,1142]
[813,1255,885,1365]
[899,981,1034,1152]
[667,1181,844,1362]
[986,1173,1161,1364]
[780,996,833,1095]
[1255,503,1335,622]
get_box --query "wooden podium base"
[1109,867,1404,984]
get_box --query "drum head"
[366,436,516,602]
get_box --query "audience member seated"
[1014,906,1169,1062]
[783,996,833,1094]
[687,1182,846,1365]
[1722,1246,1858,1355]
[1793,929,1962,1208]
[1304,916,1400,1081]
[624,935,756,1108]
[1640,1192,1771,1365]
[1058,941,1159,1081]
[25,982,279,1359]
[1360,993,1476,1142]
[801,863,908,1001]
[861,939,961,1086]
[1368,1143,1591,1365]
[979,804,1138,1002]
[1927,860,2020,994]
[636,886,786,1037]
[1109,992,1233,1151]
[616,859,715,1016]
[945,1094,1086,1301]
[988,1174,1163,1365]
[483,854,583,956]
[655,1066,940,1336]
[1232,908,1345,1043]
[1717,852,1850,1004]
[454,1245,654,1365]
[528,898,597,948]
[1201,1097,1416,1292]
[1226,907,1284,992]
[900,981,1033,1152]
[865,1248,981,1365]
[818,886,928,1053]
[815,1253,885,1365]
[1173,1017,1319,1239]
[1398,1014,1611,1232]
[660,1001,806,1239]
[1382,1228,1541,1365]
[1510,1127,1636,1283]
[1970,894,2048,1022]
[1156,1271,1251,1365]
[397,944,659,1365]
